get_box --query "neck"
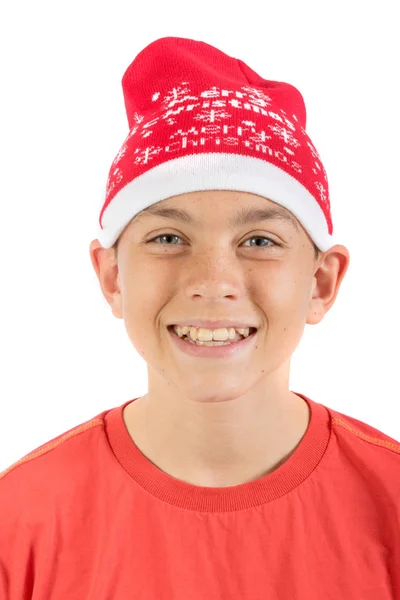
[123,389,310,488]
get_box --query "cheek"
[120,265,171,349]
[257,267,311,324]
[256,269,311,360]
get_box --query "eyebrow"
[136,204,299,232]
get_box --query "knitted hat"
[97,37,334,251]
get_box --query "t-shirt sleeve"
[0,470,37,600]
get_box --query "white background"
[0,0,399,472]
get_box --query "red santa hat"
[97,36,334,251]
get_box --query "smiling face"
[90,190,349,405]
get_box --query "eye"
[242,235,278,248]
[147,233,279,248]
[148,234,182,245]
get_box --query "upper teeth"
[173,325,252,342]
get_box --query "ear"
[306,245,350,325]
[89,240,124,320]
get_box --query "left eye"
[148,234,278,248]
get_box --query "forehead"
[135,193,300,233]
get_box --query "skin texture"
[89,191,350,487]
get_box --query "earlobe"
[306,297,325,325]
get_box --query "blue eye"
[242,236,277,248]
[148,234,278,248]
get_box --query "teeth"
[172,325,252,342]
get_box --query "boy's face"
[90,191,349,403]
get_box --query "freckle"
[283,328,287,331]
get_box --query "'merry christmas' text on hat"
[97,37,335,251]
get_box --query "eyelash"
[147,233,279,249]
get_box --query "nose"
[184,249,244,299]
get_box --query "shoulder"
[0,407,110,515]
[328,404,400,454]
[325,403,400,487]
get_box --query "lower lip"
[168,327,258,358]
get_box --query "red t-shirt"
[0,392,399,598]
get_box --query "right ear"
[89,240,124,320]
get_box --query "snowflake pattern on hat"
[105,80,330,229]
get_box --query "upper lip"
[169,320,258,329]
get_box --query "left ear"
[306,245,350,325]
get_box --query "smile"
[167,326,258,358]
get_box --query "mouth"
[167,325,258,345]
[167,324,258,358]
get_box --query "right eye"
[148,234,182,245]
